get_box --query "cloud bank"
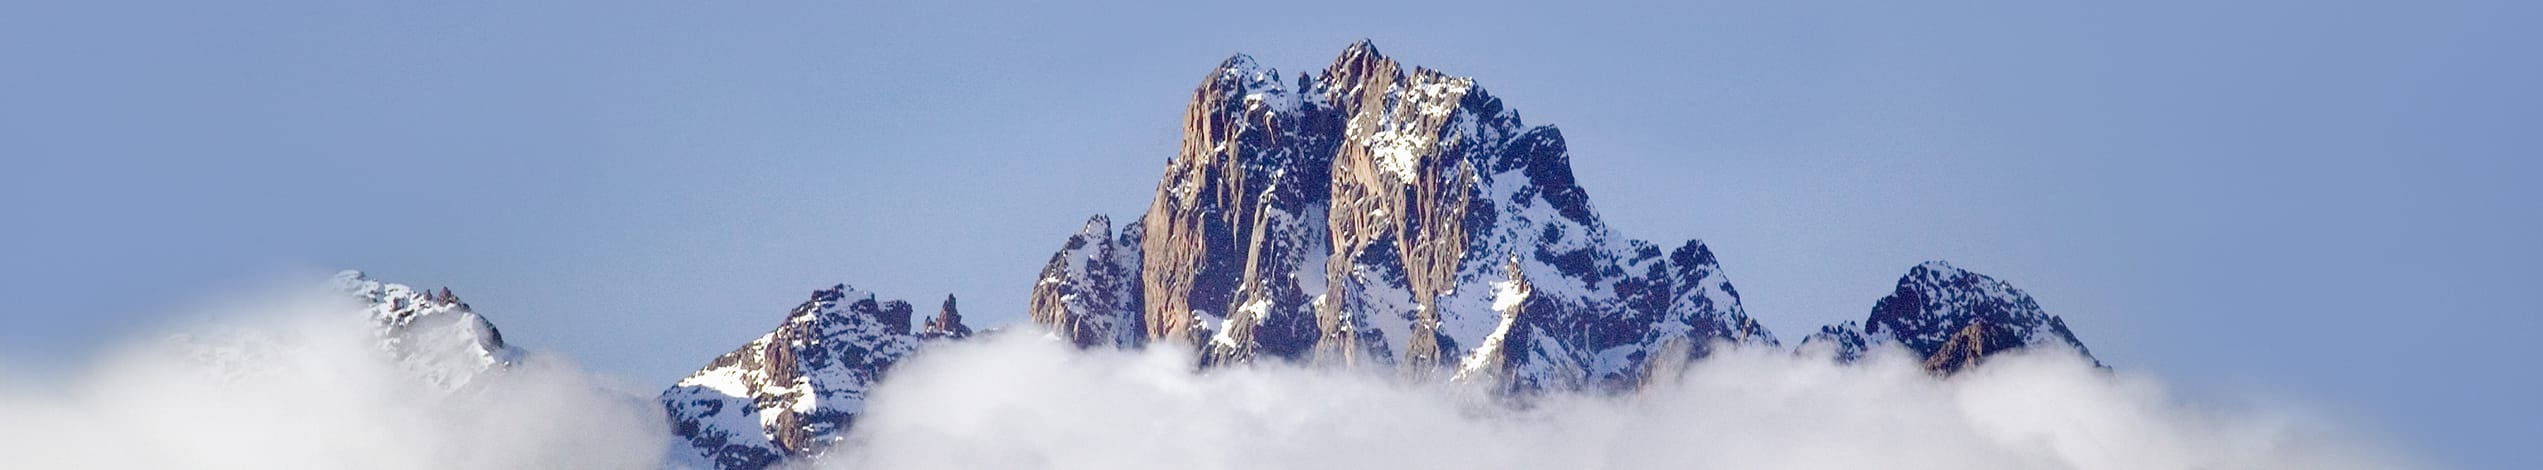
[0,291,669,470]
[829,334,2417,470]
[0,288,2416,470]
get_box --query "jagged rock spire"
[922,294,971,340]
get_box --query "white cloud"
[0,289,670,470]
[0,287,2419,470]
[827,334,2419,470]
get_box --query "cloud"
[0,288,670,470]
[0,286,2418,470]
[828,334,2419,470]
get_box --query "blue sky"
[3,1,2536,467]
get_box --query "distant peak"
[1323,39,1394,84]
[1187,56,1292,116]
[1904,261,2000,287]
[809,284,854,304]
[1670,239,1720,268]
[1079,214,1113,234]
[1215,53,1262,73]
[1205,53,1283,90]
[1338,38,1382,61]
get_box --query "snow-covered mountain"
[1799,261,2095,373]
[1027,40,1774,392]
[653,40,2104,470]
[659,285,968,470]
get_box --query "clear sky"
[4,1,2535,467]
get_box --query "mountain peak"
[662,284,964,469]
[1215,52,1261,73]
[922,294,971,340]
[328,270,519,389]
[1333,39,1384,68]
[1030,41,1775,390]
[1804,261,2095,373]
[1321,40,1398,98]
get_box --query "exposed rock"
[921,295,972,340]
[1922,320,1995,373]
[1134,53,1341,360]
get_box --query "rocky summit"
[1028,40,1775,393]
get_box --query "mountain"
[652,40,2103,470]
[1799,261,2096,373]
[659,285,968,470]
[1026,40,1774,392]
[330,270,522,389]
[172,271,520,392]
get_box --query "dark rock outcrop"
[922,295,972,340]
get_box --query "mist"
[0,290,670,470]
[827,333,2419,470]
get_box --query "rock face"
[330,270,521,389]
[1026,41,1777,391]
[1800,261,2095,373]
[660,285,967,470]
